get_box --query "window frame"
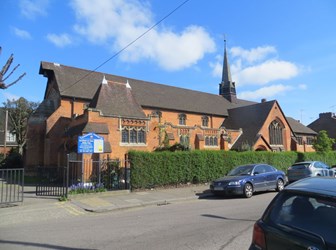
[178,114,186,126]
[269,120,284,145]
[121,126,146,145]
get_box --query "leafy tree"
[312,130,335,153]
[3,97,39,155]
[0,47,26,89]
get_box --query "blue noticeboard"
[78,132,104,153]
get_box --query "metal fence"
[36,166,67,197]
[36,158,130,197]
[0,168,24,206]
[67,158,130,191]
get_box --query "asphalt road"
[0,191,276,250]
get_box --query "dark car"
[287,161,336,183]
[249,177,336,250]
[210,164,286,198]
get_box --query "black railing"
[0,168,24,205]
[36,158,130,198]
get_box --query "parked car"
[249,177,336,249]
[287,161,336,183]
[210,164,286,198]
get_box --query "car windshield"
[228,165,253,176]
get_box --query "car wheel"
[276,179,284,192]
[243,183,253,198]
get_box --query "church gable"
[89,78,147,119]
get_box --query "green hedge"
[128,150,336,189]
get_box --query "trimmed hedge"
[128,150,336,189]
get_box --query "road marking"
[57,202,86,216]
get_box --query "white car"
[287,161,336,183]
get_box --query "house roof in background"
[308,112,336,138]
[286,117,317,135]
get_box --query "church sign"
[78,132,104,153]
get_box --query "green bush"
[128,150,336,189]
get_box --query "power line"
[61,0,191,94]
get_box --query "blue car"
[210,164,286,198]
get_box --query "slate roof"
[89,80,146,119]
[222,100,277,150]
[308,112,336,138]
[29,99,56,123]
[39,61,255,117]
[286,117,317,135]
[66,122,109,136]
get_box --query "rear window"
[291,163,310,169]
[265,192,336,244]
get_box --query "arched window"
[202,116,209,127]
[179,114,186,125]
[269,120,284,145]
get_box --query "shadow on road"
[201,213,256,222]
[0,240,95,250]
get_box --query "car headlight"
[228,181,241,186]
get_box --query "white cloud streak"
[233,60,300,86]
[70,0,215,71]
[238,84,294,100]
[19,0,50,19]
[230,46,276,63]
[46,33,73,48]
[12,27,32,39]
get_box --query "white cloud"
[233,60,300,86]
[46,33,73,48]
[239,84,294,100]
[12,27,32,39]
[298,84,307,90]
[230,46,276,63]
[209,55,222,77]
[210,45,301,89]
[70,0,215,71]
[19,0,50,19]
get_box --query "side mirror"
[254,172,259,175]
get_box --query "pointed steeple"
[219,39,237,103]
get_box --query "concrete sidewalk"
[68,184,212,213]
[14,184,212,213]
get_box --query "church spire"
[219,39,237,103]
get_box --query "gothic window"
[297,136,303,145]
[180,134,189,146]
[205,136,218,146]
[179,114,186,125]
[202,116,209,127]
[121,126,146,144]
[152,110,162,117]
[269,120,284,145]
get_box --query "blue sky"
[1,0,336,125]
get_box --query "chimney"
[261,98,266,103]
[319,112,335,118]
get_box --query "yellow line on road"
[57,202,86,216]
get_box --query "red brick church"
[25,45,316,168]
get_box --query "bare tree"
[3,97,39,155]
[0,47,26,89]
